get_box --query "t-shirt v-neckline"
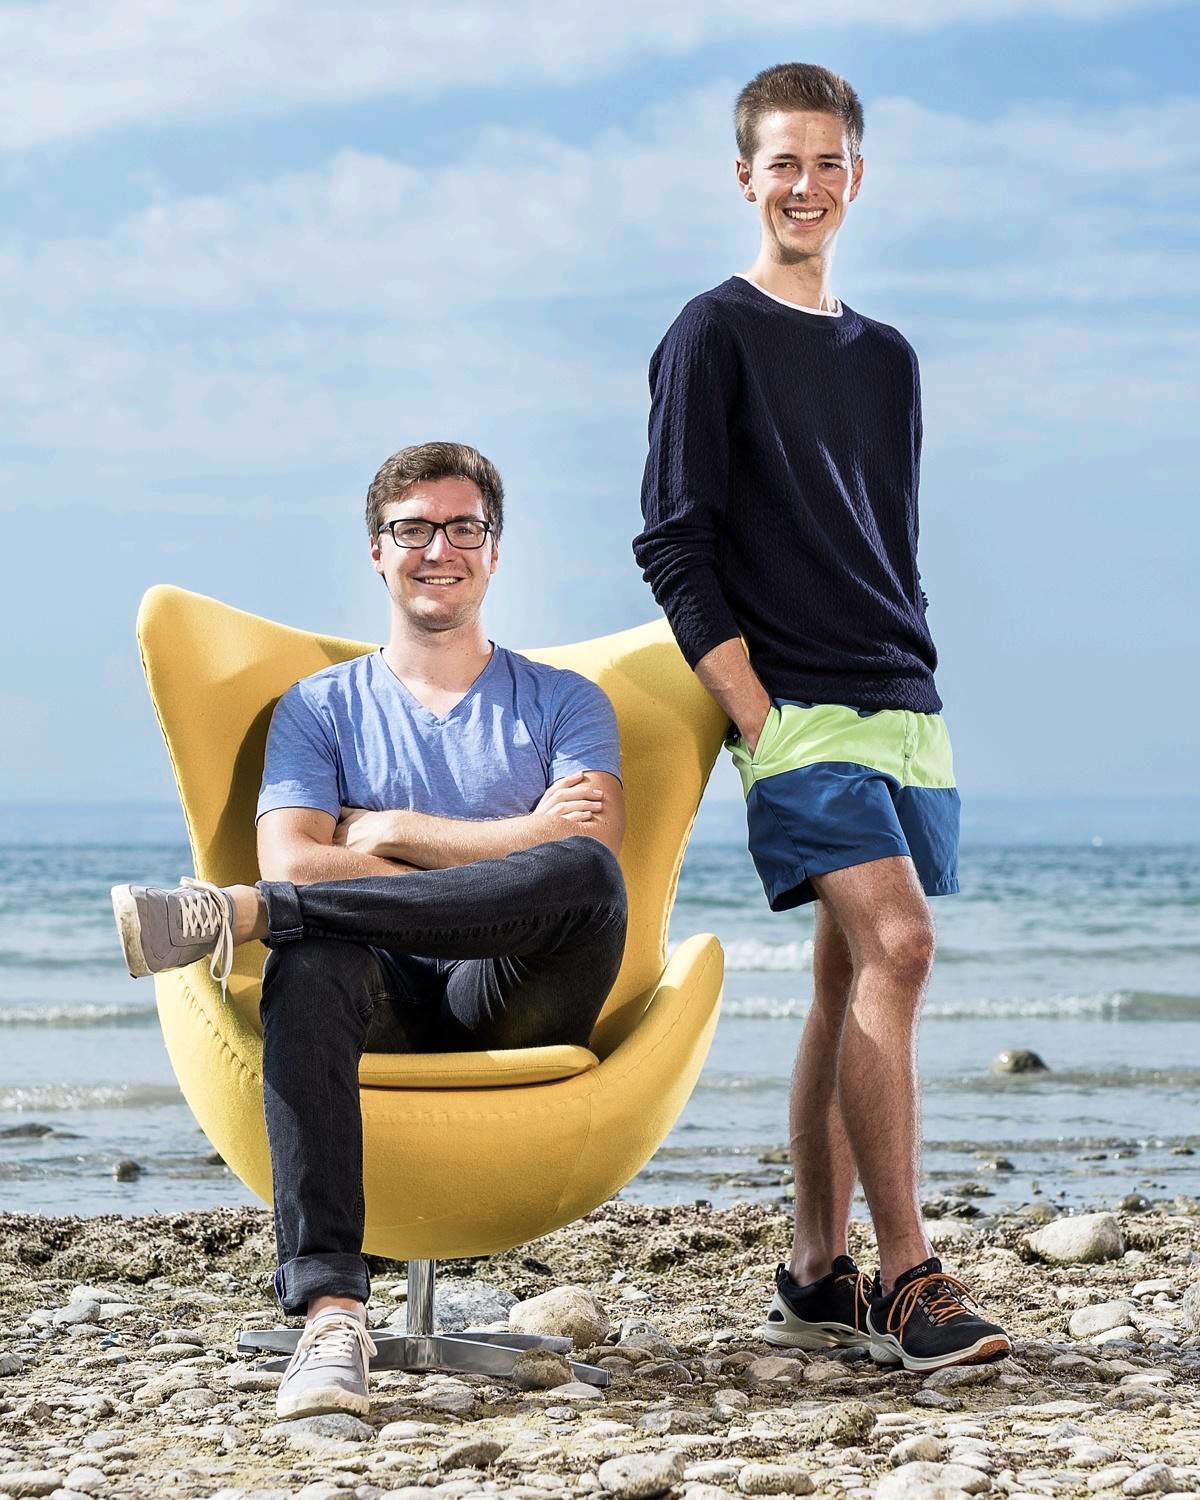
[374,644,500,726]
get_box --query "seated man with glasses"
[111,440,627,1420]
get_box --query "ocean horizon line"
[3,795,1200,847]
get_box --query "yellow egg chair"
[137,584,727,1380]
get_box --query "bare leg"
[810,855,936,1294]
[787,900,859,1283]
[226,884,267,944]
[308,1295,366,1324]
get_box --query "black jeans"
[257,835,627,1313]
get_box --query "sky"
[3,0,1198,806]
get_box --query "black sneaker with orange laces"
[866,1256,1011,1372]
[758,1254,873,1350]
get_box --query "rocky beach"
[0,1199,1197,1500]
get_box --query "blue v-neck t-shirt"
[256,646,621,825]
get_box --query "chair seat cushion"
[358,1044,599,1090]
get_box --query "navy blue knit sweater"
[633,276,942,713]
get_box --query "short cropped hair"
[735,63,864,164]
[365,441,505,540]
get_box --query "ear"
[849,155,864,202]
[488,537,500,577]
[735,156,755,203]
[369,532,385,576]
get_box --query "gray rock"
[409,1380,477,1416]
[112,1159,142,1181]
[686,1463,744,1484]
[876,1462,992,1499]
[990,1049,1048,1074]
[1121,1467,1176,1495]
[1180,1281,1200,1334]
[1070,1301,1138,1339]
[713,1387,750,1411]
[165,1386,221,1409]
[892,1437,950,1465]
[737,1465,814,1495]
[0,1474,63,1498]
[809,1400,875,1445]
[509,1285,610,1346]
[430,1280,517,1332]
[1088,1466,1135,1492]
[225,1368,283,1391]
[510,1347,574,1390]
[542,1380,605,1400]
[598,1450,685,1500]
[687,1487,739,1500]
[638,1407,712,1435]
[62,1468,107,1494]
[923,1363,1001,1389]
[1027,1213,1125,1264]
[51,1302,101,1327]
[264,1412,375,1450]
[0,1351,25,1375]
[911,1390,963,1411]
[746,1354,807,1384]
[437,1438,504,1469]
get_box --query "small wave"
[937,1064,1200,1092]
[723,938,813,972]
[0,1084,182,1111]
[720,991,1200,1021]
[0,1002,159,1028]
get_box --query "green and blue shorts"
[727,700,961,911]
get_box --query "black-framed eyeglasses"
[380,518,494,550]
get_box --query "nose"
[790,172,811,197]
[422,526,455,561]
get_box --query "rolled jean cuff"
[257,880,304,947]
[274,1253,371,1315]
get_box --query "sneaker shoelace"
[179,876,235,1000]
[292,1313,378,1372]
[884,1270,980,1335]
[834,1269,873,1332]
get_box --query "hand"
[333,807,395,856]
[534,772,605,826]
[742,701,774,756]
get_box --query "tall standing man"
[633,64,1010,1372]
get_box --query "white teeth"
[785,208,823,221]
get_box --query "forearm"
[693,639,773,748]
[379,810,551,870]
[261,839,416,885]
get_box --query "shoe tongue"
[895,1256,942,1291]
[830,1254,859,1275]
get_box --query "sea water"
[1,822,1197,1218]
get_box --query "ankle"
[307,1295,366,1324]
[228,884,267,945]
[788,1251,844,1286]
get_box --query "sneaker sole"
[866,1327,1012,1372]
[110,886,151,978]
[759,1318,868,1350]
[275,1383,370,1419]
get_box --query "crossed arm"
[256,771,624,885]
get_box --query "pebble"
[737,1464,814,1495]
[51,1303,100,1327]
[1089,1466,1136,1491]
[686,1486,739,1500]
[0,1474,64,1498]
[1070,1301,1138,1339]
[1180,1281,1200,1334]
[437,1437,504,1469]
[224,1368,283,1391]
[876,1461,994,1499]
[912,1391,964,1411]
[810,1401,876,1445]
[597,1450,685,1500]
[1027,1213,1125,1264]
[542,1379,605,1400]
[511,1348,574,1390]
[1122,1466,1176,1495]
[62,1467,107,1494]
[409,1381,478,1416]
[746,1355,808,1384]
[509,1286,610,1346]
[924,1364,1001,1389]
[686,1462,745,1483]
[892,1438,950,1466]
[0,1352,25,1375]
[263,1413,375,1451]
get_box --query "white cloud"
[0,0,1181,150]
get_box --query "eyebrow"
[391,512,486,522]
[768,152,846,162]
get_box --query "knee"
[261,939,378,1024]
[559,836,627,914]
[868,918,936,987]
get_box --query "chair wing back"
[137,586,728,1052]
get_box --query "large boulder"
[509,1285,609,1346]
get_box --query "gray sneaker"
[276,1310,377,1419]
[110,877,236,998]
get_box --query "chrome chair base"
[237,1259,609,1388]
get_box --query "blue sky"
[3,0,1197,805]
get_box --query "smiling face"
[737,109,863,268]
[370,475,499,634]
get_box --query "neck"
[382,614,493,689]
[742,247,837,311]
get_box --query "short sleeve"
[256,683,343,822]
[546,672,622,784]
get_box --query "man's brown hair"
[365,441,505,540]
[735,63,864,164]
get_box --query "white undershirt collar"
[735,274,842,317]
